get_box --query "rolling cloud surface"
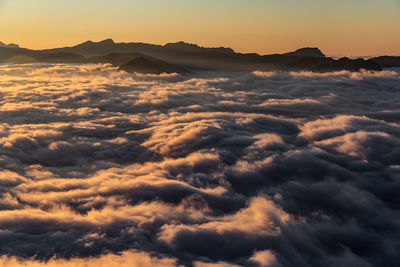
[0,64,399,266]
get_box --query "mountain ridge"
[1,39,398,74]
[0,41,19,49]
[283,47,326,58]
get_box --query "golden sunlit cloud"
[0,63,398,266]
[0,251,178,267]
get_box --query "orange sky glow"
[0,0,400,56]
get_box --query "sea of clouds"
[0,63,399,267]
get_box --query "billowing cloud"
[0,64,399,266]
[0,250,179,267]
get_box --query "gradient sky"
[0,0,399,56]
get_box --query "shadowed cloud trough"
[0,64,399,266]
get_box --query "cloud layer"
[0,64,399,266]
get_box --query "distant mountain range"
[1,39,399,74]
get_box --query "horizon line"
[2,38,400,58]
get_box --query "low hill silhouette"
[369,56,400,68]
[37,52,86,63]
[119,56,190,75]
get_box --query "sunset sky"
[1,0,399,56]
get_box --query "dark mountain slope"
[37,52,87,63]
[309,57,382,72]
[0,47,42,63]
[163,41,234,54]
[90,53,190,74]
[0,39,391,73]
[283,47,326,58]
[89,52,145,66]
[370,56,400,68]
[119,56,191,75]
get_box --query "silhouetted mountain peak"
[98,39,115,45]
[164,41,200,50]
[0,41,19,48]
[74,40,94,48]
[284,47,326,58]
[75,39,115,48]
[164,41,235,54]
[119,55,190,75]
